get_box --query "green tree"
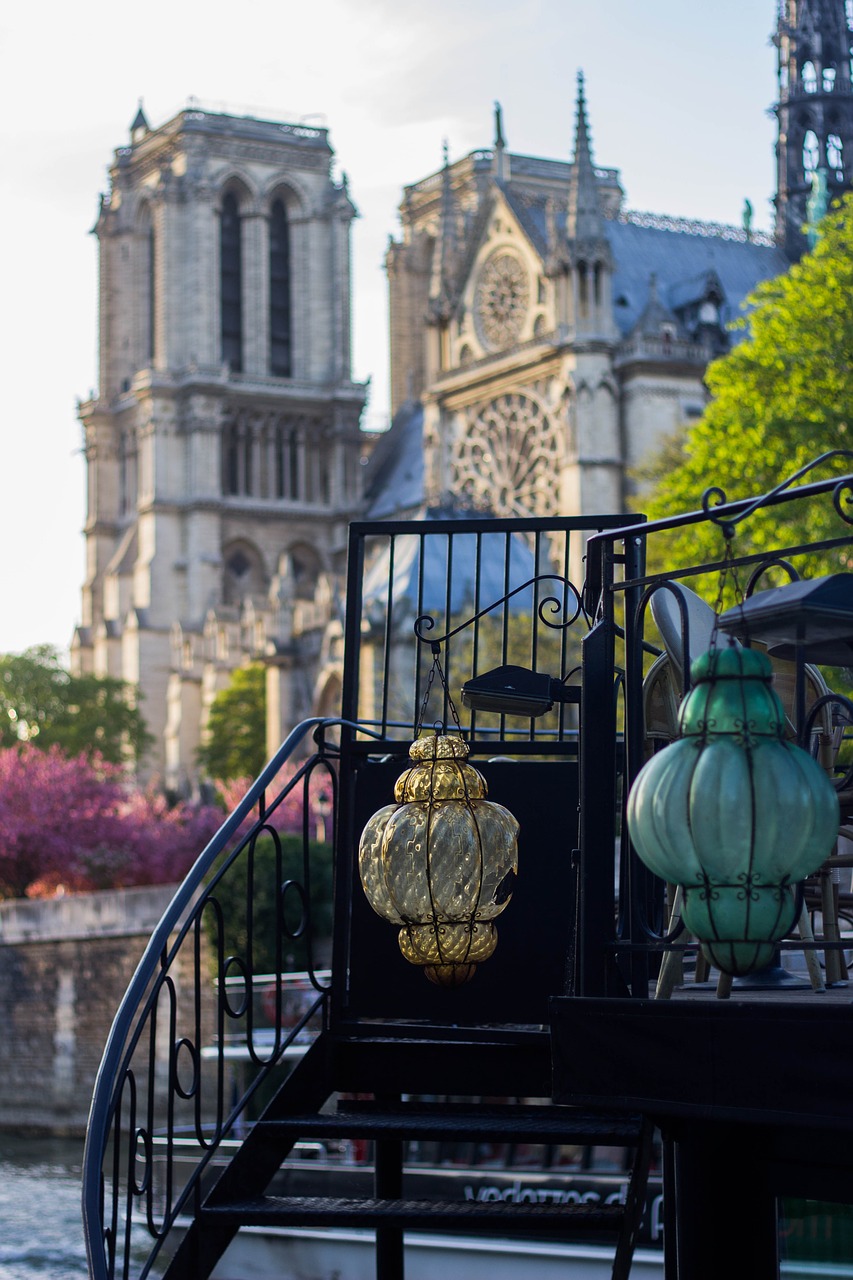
[198,663,267,782]
[204,831,333,975]
[639,193,853,581]
[0,645,152,766]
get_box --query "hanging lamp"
[627,642,839,975]
[358,647,520,987]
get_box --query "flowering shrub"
[204,763,337,974]
[214,764,335,839]
[0,745,223,900]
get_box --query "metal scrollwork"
[832,476,853,525]
[413,574,583,647]
[702,449,853,535]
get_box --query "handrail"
[82,715,378,1280]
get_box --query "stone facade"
[383,84,786,541]
[73,108,366,792]
[375,4,852,586]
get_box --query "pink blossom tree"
[0,746,222,900]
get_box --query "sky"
[0,0,781,658]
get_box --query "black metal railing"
[82,717,349,1280]
[579,455,853,999]
[341,514,641,757]
[81,511,643,1278]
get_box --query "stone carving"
[474,251,529,349]
[453,390,562,518]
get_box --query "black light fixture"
[460,664,581,718]
[718,573,853,665]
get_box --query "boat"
[164,1133,853,1279]
[162,1129,666,1280]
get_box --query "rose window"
[474,253,530,349]
[453,392,562,518]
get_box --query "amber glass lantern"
[358,733,520,987]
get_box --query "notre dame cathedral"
[72,0,853,792]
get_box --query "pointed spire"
[493,101,508,183]
[567,71,604,242]
[632,271,678,340]
[429,140,457,321]
[131,100,150,142]
[574,72,593,168]
[494,102,506,150]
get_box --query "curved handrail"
[82,716,377,1280]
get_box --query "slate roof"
[606,218,789,336]
[501,186,788,337]
[362,400,425,519]
[361,519,541,619]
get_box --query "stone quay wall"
[0,885,195,1136]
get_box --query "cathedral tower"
[74,106,366,788]
[774,0,853,258]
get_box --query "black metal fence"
[578,454,853,1000]
[82,720,339,1280]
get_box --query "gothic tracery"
[453,391,563,518]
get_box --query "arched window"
[223,423,240,495]
[138,205,156,367]
[220,191,243,372]
[269,198,292,376]
[803,129,821,175]
[802,60,818,93]
[289,544,322,601]
[289,429,300,499]
[828,133,844,178]
[147,222,156,364]
[119,431,133,515]
[243,428,253,495]
[824,65,837,92]
[222,541,268,606]
[577,260,588,312]
[273,422,302,499]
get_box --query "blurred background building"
[72,0,853,791]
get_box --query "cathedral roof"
[488,183,786,337]
[361,516,539,619]
[606,217,788,336]
[363,400,425,518]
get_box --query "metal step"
[329,1031,554,1098]
[257,1100,644,1147]
[202,1193,627,1235]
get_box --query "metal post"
[375,1093,404,1280]
[579,536,620,998]
[670,1121,778,1279]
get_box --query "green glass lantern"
[627,646,839,975]
[358,732,520,987]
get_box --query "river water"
[0,1135,88,1280]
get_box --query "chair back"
[645,581,835,752]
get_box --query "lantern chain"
[416,644,464,737]
[710,531,746,650]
